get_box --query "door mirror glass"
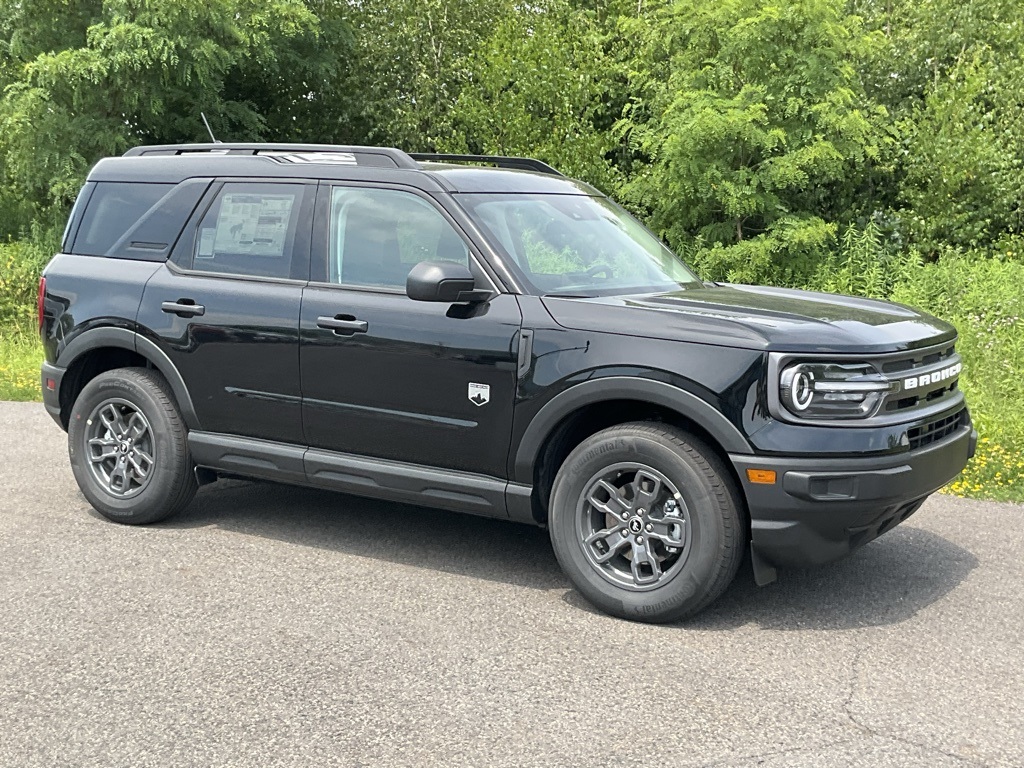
[406,260,485,303]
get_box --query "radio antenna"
[200,112,221,143]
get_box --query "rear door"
[299,183,522,477]
[137,180,314,444]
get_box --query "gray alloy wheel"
[576,463,693,591]
[84,398,157,499]
[68,367,197,525]
[549,422,745,623]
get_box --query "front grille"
[884,379,959,413]
[906,409,967,451]
[877,343,962,416]
[880,344,957,374]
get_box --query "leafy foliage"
[0,0,1022,498]
[0,0,352,212]
[0,319,42,402]
[807,222,919,298]
[446,5,621,192]
[345,0,508,150]
[0,240,46,327]
[896,54,1024,256]
[619,0,889,284]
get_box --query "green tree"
[347,0,508,150]
[0,0,353,216]
[446,4,621,191]
[850,0,1024,256]
[620,0,889,284]
[897,54,1024,255]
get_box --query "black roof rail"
[123,143,420,170]
[409,153,563,176]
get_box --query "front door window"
[327,187,469,289]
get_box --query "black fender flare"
[512,376,753,483]
[57,326,201,429]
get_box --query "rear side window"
[73,183,173,257]
[189,183,307,280]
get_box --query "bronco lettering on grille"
[903,362,962,391]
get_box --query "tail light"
[37,276,46,335]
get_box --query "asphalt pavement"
[1,401,1021,767]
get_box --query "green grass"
[0,320,43,401]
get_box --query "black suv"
[39,143,976,622]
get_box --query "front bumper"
[730,423,976,575]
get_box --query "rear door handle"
[317,315,368,334]
[161,300,205,317]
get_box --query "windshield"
[457,193,702,295]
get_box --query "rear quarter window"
[72,182,174,257]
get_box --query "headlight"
[779,362,894,419]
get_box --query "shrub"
[0,237,51,327]
[891,252,1024,500]
[807,221,920,298]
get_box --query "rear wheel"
[548,422,744,623]
[68,367,197,525]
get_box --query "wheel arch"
[514,377,753,525]
[57,327,200,430]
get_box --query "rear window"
[189,182,307,280]
[72,182,174,257]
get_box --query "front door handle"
[161,299,205,317]
[317,314,368,334]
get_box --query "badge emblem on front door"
[468,383,490,407]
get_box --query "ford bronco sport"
[39,143,976,622]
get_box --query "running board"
[187,431,535,524]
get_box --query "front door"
[299,184,522,477]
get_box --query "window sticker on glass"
[197,228,215,258]
[214,194,294,257]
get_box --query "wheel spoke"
[585,525,631,564]
[108,460,129,492]
[126,455,148,480]
[647,516,687,548]
[629,538,662,585]
[125,411,149,441]
[586,479,631,517]
[99,404,129,437]
[87,436,118,463]
[631,469,663,510]
[131,448,154,473]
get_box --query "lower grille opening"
[906,410,967,451]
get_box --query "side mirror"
[406,260,490,303]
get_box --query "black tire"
[548,422,745,623]
[68,367,198,525]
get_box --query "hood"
[541,284,957,354]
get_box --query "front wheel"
[68,367,197,525]
[548,422,745,623]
